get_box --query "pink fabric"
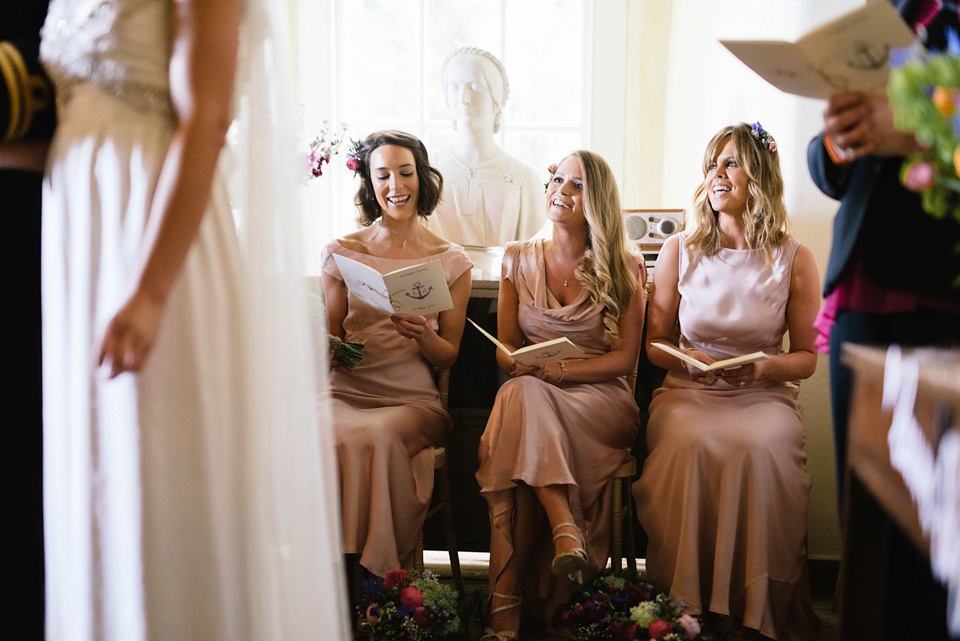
[813,251,960,353]
[321,240,472,577]
[476,239,642,619]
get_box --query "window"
[294,0,625,271]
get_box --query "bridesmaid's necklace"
[548,247,577,287]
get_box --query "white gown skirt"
[42,85,347,641]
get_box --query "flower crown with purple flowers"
[750,121,778,153]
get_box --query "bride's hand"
[97,290,166,378]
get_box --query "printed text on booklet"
[332,253,453,316]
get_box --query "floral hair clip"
[345,138,363,174]
[544,162,558,191]
[750,121,777,153]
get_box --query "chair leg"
[438,461,464,598]
[623,487,637,577]
[611,477,624,575]
[414,531,425,572]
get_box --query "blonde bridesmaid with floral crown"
[634,122,821,641]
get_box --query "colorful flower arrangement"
[556,571,707,641]
[888,33,960,226]
[749,121,777,153]
[358,569,461,641]
[306,121,346,179]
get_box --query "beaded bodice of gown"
[40,0,172,114]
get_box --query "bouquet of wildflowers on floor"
[358,569,461,641]
[556,571,706,641]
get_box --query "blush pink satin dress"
[633,233,818,641]
[477,239,642,618]
[322,240,472,577]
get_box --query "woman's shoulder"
[325,230,369,256]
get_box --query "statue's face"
[444,54,499,132]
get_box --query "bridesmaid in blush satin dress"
[321,130,472,578]
[633,123,821,641]
[476,150,646,641]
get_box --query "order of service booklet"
[651,342,768,372]
[333,253,453,316]
[468,318,585,366]
[719,1,914,99]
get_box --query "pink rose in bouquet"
[398,585,424,609]
[648,620,673,639]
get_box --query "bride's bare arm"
[98,0,242,377]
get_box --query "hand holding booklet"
[468,318,585,366]
[332,253,453,316]
[651,342,768,372]
[719,1,914,99]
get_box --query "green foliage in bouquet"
[328,334,364,370]
[888,41,960,225]
[556,571,707,641]
[358,569,460,641]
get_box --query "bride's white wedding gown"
[39,1,348,639]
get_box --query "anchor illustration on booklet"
[333,254,453,316]
[406,282,434,301]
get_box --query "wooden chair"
[610,456,638,577]
[609,359,641,577]
[413,369,465,597]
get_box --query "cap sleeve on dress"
[501,241,522,283]
[628,250,648,288]
[440,243,474,285]
[320,241,343,281]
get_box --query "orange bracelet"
[823,135,851,165]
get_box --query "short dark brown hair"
[352,130,444,226]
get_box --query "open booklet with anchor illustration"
[332,253,453,316]
[468,318,585,366]
[719,0,914,99]
[651,342,768,372]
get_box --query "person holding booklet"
[475,150,646,640]
[633,123,820,641]
[320,130,472,581]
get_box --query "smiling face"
[706,137,749,216]
[369,144,420,221]
[444,54,500,132]
[545,155,585,226]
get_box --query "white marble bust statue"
[426,47,545,247]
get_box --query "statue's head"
[441,46,509,134]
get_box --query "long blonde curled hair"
[687,123,788,261]
[561,150,637,340]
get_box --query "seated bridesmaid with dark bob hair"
[321,130,472,578]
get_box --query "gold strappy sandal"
[551,521,588,581]
[480,592,521,641]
